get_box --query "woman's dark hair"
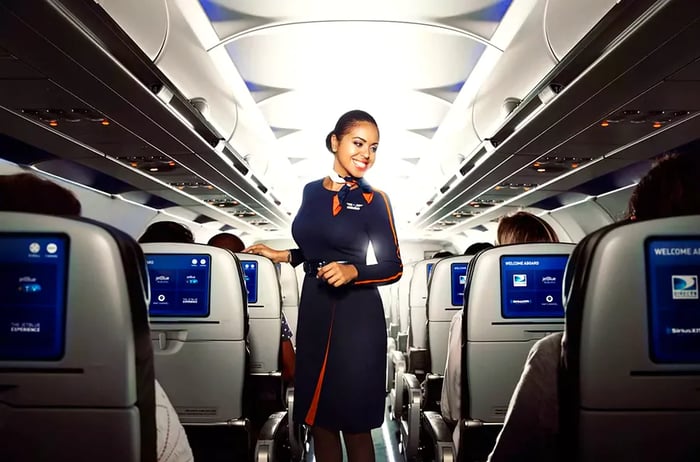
[464,242,494,256]
[325,110,379,153]
[627,153,700,221]
[497,211,559,245]
[138,221,194,244]
[432,250,454,258]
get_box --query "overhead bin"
[544,0,619,60]
[97,0,168,61]
[99,0,239,141]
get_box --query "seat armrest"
[398,332,408,352]
[285,387,306,461]
[254,411,286,462]
[422,374,444,412]
[407,347,428,376]
[400,373,422,461]
[390,351,406,420]
[390,323,400,339]
[422,411,456,462]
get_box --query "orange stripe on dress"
[304,304,336,426]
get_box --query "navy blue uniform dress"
[289,178,402,432]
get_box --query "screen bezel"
[146,253,213,318]
[240,260,259,304]
[645,236,700,364]
[0,232,70,361]
[499,253,568,319]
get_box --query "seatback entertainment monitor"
[0,234,69,361]
[450,262,469,308]
[240,260,258,304]
[646,238,700,363]
[500,255,568,318]
[146,254,211,317]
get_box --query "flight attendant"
[245,110,403,462]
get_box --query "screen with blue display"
[146,254,211,317]
[427,263,434,283]
[646,238,700,363]
[500,255,568,318]
[450,262,469,307]
[241,260,258,304]
[0,234,69,361]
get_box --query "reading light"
[130,162,138,167]
[600,121,609,127]
[49,120,58,127]
[101,119,110,126]
[149,167,159,172]
[571,162,579,168]
[652,122,662,128]
[537,168,546,173]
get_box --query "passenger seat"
[0,212,157,462]
[561,215,700,461]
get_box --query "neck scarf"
[329,169,374,216]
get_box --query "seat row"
[0,212,304,462]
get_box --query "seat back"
[235,253,282,374]
[409,258,439,348]
[426,255,472,374]
[463,243,573,422]
[278,262,299,345]
[0,212,156,462]
[562,215,700,461]
[141,243,246,423]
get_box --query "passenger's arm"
[353,190,403,286]
[487,333,562,462]
[441,311,462,423]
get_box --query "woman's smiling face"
[331,121,379,178]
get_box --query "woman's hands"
[243,244,290,264]
[317,262,358,287]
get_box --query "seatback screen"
[0,234,69,361]
[450,262,468,307]
[146,254,211,317]
[426,263,434,283]
[646,239,700,363]
[500,255,568,318]
[240,260,258,304]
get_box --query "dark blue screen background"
[646,239,700,363]
[426,263,434,283]
[0,234,68,360]
[450,262,468,307]
[500,254,568,318]
[240,260,258,304]
[146,254,211,317]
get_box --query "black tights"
[312,426,375,462]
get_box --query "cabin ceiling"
[0,0,699,240]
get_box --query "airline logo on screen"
[672,275,698,300]
[513,274,527,287]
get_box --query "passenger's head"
[138,221,194,244]
[627,153,700,221]
[432,250,454,258]
[0,173,81,216]
[496,211,559,245]
[326,110,379,179]
[464,242,494,256]
[207,232,245,253]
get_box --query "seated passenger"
[139,221,195,244]
[433,250,455,258]
[441,213,558,449]
[487,152,700,462]
[208,233,296,384]
[0,173,194,462]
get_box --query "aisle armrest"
[423,411,456,462]
[400,373,422,461]
[254,411,286,462]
